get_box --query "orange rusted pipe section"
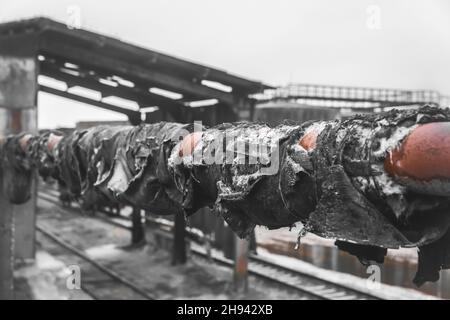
[385,122,450,181]
[298,130,319,151]
[18,133,63,153]
[47,133,63,152]
[18,134,32,152]
[178,132,202,157]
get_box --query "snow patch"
[36,251,66,270]
[85,243,122,259]
[373,124,418,158]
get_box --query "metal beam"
[40,62,189,122]
[266,84,442,106]
[39,85,141,119]
[40,37,238,106]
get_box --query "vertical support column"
[0,163,14,299]
[128,113,141,126]
[233,236,249,293]
[0,33,39,298]
[172,210,187,265]
[222,223,236,260]
[236,97,253,121]
[130,207,145,246]
[12,109,38,260]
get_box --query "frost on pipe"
[2,106,450,285]
[169,122,316,236]
[306,107,450,285]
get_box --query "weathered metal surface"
[233,237,249,292]
[131,207,145,246]
[0,57,37,109]
[3,105,450,286]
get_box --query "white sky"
[1,0,449,128]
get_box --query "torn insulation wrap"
[24,131,63,181]
[54,122,193,214]
[169,106,450,284]
[0,133,34,203]
[107,122,194,214]
[169,121,317,237]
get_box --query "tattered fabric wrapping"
[54,122,193,214]
[23,131,61,181]
[95,122,193,214]
[0,133,34,204]
[169,122,314,237]
[307,106,450,285]
[169,106,450,285]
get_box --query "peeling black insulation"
[1,105,450,286]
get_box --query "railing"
[259,84,446,107]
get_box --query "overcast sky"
[1,0,449,128]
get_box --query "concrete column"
[172,210,187,265]
[233,236,249,293]
[0,165,14,299]
[131,207,145,246]
[0,34,39,298]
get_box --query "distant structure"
[76,120,130,130]
[254,102,340,126]
[254,84,450,124]
[257,83,449,110]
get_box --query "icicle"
[295,226,307,250]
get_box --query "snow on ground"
[257,247,436,300]
[14,251,93,300]
[28,198,317,300]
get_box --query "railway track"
[247,254,379,300]
[189,244,379,300]
[36,225,157,300]
[38,187,381,300]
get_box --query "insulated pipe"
[3,105,450,285]
[297,121,450,196]
[175,122,450,201]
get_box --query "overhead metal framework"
[260,83,448,108]
[0,17,271,124]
